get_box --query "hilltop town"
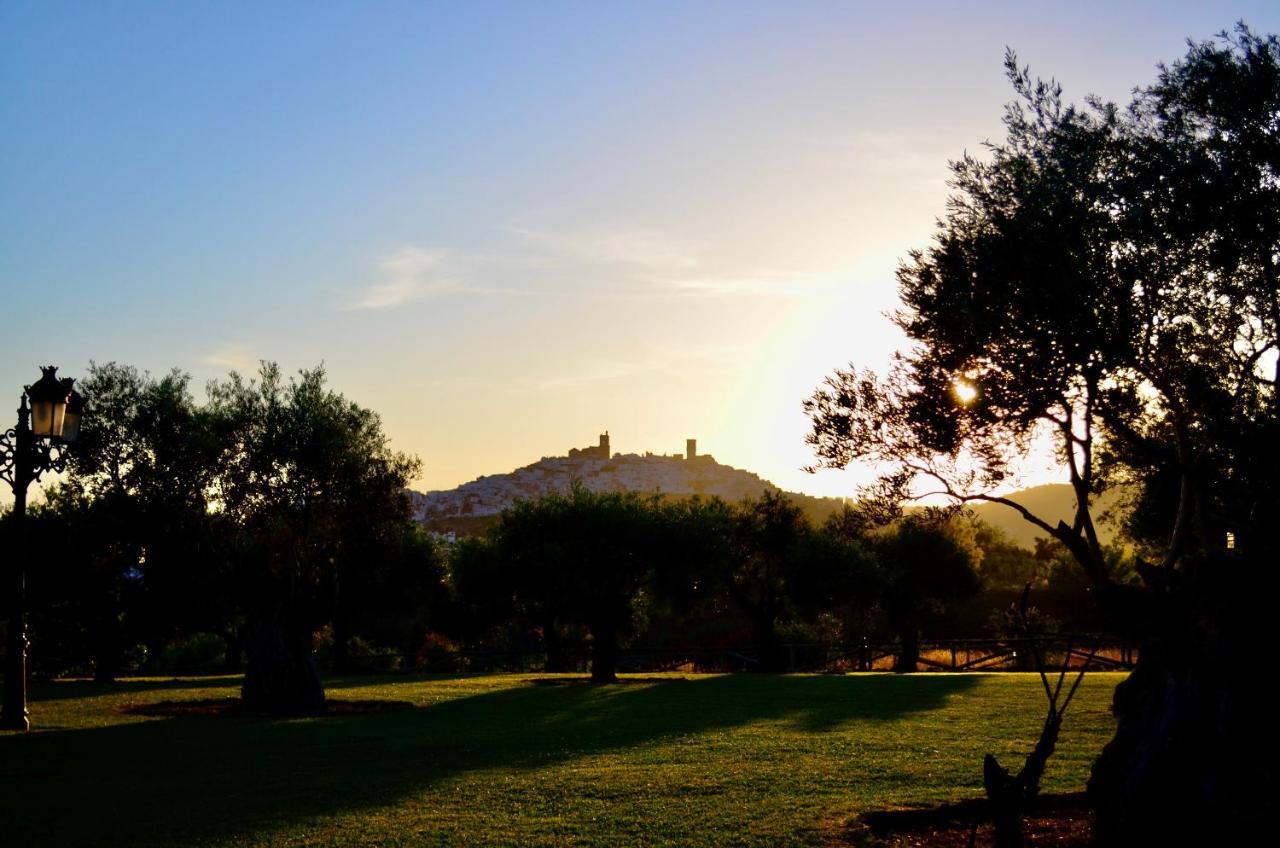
[408,432,1115,545]
[409,432,846,537]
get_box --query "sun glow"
[952,380,978,405]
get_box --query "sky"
[3,1,1278,500]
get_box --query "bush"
[987,603,1060,640]
[347,636,403,672]
[314,629,404,673]
[149,633,226,675]
[418,632,460,672]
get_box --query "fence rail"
[18,635,1137,679]
[333,634,1137,675]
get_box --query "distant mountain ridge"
[966,484,1123,548]
[408,445,1121,547]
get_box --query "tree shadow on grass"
[0,673,977,847]
[23,675,244,702]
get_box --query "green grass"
[0,672,1121,847]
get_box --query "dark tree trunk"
[589,628,618,683]
[92,647,118,683]
[222,625,244,673]
[894,627,919,673]
[754,616,785,672]
[983,712,1062,848]
[984,754,1027,848]
[92,612,120,684]
[542,621,571,673]
[1087,571,1267,844]
[241,606,325,715]
[332,612,351,675]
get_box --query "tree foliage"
[28,362,425,713]
[806,26,1280,840]
[48,363,222,680]
[713,492,878,671]
[871,513,980,672]
[206,363,421,713]
[456,484,676,682]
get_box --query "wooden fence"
[336,635,1138,675]
[23,635,1137,679]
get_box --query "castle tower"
[599,431,610,458]
[686,438,696,460]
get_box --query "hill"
[409,447,1123,547]
[408,449,846,536]
[967,484,1124,548]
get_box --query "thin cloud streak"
[806,129,967,176]
[523,343,750,392]
[343,246,460,311]
[343,245,545,310]
[201,344,258,373]
[659,271,831,298]
[511,225,701,272]
[509,223,871,301]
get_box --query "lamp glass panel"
[30,399,58,437]
[61,409,82,442]
[50,403,66,438]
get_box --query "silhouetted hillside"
[410,452,1122,547]
[967,484,1124,548]
[409,452,846,535]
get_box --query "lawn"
[0,672,1121,847]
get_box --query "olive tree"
[208,364,419,714]
[479,485,674,683]
[61,363,223,681]
[806,28,1279,841]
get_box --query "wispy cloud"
[201,344,258,372]
[524,343,749,392]
[527,358,663,392]
[806,130,960,178]
[344,246,459,310]
[510,223,848,300]
[512,226,700,272]
[659,270,831,298]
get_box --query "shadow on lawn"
[23,675,244,702]
[0,674,977,847]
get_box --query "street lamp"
[0,366,82,731]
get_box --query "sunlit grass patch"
[1,672,1120,847]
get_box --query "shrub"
[418,632,460,672]
[150,633,227,675]
[313,628,404,673]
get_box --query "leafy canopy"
[807,27,1280,585]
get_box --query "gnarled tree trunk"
[331,610,352,675]
[753,614,786,673]
[1087,571,1267,843]
[894,628,920,673]
[541,619,572,673]
[91,611,120,684]
[222,624,244,672]
[242,604,325,715]
[589,627,618,683]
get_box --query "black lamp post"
[1,366,82,731]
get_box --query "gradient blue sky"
[3,2,1277,498]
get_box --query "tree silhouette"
[55,363,223,681]
[806,26,1279,841]
[871,513,980,672]
[208,364,419,714]
[476,485,674,683]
